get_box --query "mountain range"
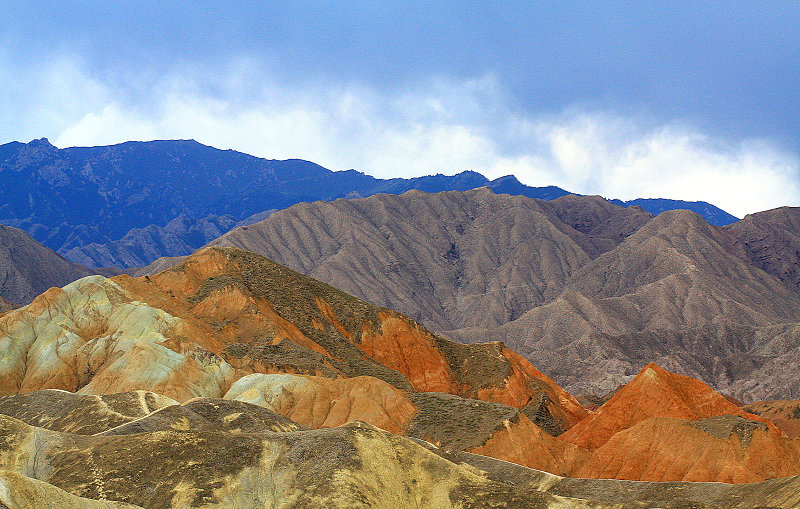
[0,138,737,269]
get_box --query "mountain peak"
[28,137,54,147]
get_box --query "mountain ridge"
[1,137,738,268]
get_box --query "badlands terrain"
[0,246,799,507]
[141,188,800,402]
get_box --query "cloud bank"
[4,57,798,218]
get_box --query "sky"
[2,2,799,217]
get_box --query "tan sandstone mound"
[224,373,416,434]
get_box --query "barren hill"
[451,209,800,400]
[0,246,585,429]
[180,188,800,400]
[3,407,799,508]
[0,224,93,305]
[202,188,651,331]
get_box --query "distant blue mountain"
[609,198,739,226]
[0,138,736,267]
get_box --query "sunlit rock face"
[558,363,800,483]
[0,247,585,429]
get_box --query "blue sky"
[2,1,799,216]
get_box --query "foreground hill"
[0,224,93,305]
[1,382,799,507]
[0,246,585,430]
[2,408,799,509]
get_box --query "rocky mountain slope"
[615,197,739,226]
[0,138,736,269]
[454,208,800,400]
[63,215,240,269]
[726,206,800,291]
[0,138,568,267]
[197,188,651,331]
[0,224,93,306]
[139,188,797,401]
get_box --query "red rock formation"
[468,413,589,476]
[574,416,800,483]
[0,247,585,436]
[561,363,768,451]
[745,399,800,439]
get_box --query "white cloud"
[4,57,798,217]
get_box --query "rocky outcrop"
[574,415,800,483]
[549,363,800,483]
[0,275,236,401]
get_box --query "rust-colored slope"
[574,416,800,483]
[0,246,583,433]
[745,399,800,439]
[141,247,586,428]
[561,363,766,450]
